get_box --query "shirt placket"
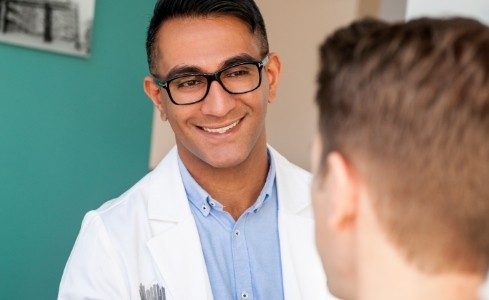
[232,215,253,300]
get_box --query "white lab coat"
[59,146,337,300]
[481,273,489,300]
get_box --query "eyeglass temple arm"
[152,76,167,88]
[260,55,269,67]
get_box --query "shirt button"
[234,230,240,237]
[241,291,249,299]
[202,204,208,211]
[209,201,215,206]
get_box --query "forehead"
[155,15,262,74]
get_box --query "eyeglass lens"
[169,63,261,104]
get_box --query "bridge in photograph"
[0,0,80,48]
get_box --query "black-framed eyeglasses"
[152,55,269,105]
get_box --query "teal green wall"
[0,2,156,298]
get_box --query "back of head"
[316,17,489,275]
[145,0,269,74]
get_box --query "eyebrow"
[163,53,260,80]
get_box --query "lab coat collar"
[146,145,309,222]
[146,147,188,223]
[269,146,311,214]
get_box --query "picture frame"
[0,0,96,58]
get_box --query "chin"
[203,146,254,169]
[206,155,247,169]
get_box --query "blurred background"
[0,1,153,298]
[1,0,487,298]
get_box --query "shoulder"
[76,147,183,243]
[93,168,153,223]
[95,147,180,221]
[59,148,187,298]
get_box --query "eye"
[223,65,254,78]
[227,69,250,77]
[179,80,201,88]
[173,76,205,89]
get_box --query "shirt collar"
[177,149,276,217]
[249,151,276,213]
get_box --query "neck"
[179,142,270,220]
[358,262,483,300]
[356,197,484,300]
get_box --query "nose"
[200,80,236,117]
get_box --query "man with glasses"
[58,0,333,299]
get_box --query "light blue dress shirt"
[177,152,284,300]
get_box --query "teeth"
[203,120,240,134]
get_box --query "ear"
[326,152,359,230]
[264,52,281,104]
[144,76,168,121]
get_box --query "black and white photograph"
[0,0,96,57]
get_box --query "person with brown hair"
[311,17,489,300]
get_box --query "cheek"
[165,104,191,129]
[255,90,269,113]
[310,134,323,175]
[312,179,330,254]
[314,215,329,260]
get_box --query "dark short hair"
[316,17,489,274]
[145,0,269,74]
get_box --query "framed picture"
[0,0,96,58]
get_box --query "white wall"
[406,0,489,24]
[259,0,359,170]
[149,109,174,169]
[379,0,406,21]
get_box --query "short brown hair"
[316,17,489,274]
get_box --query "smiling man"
[58,1,332,299]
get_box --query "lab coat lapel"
[147,219,212,300]
[271,147,330,300]
[146,147,213,300]
[279,212,329,300]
